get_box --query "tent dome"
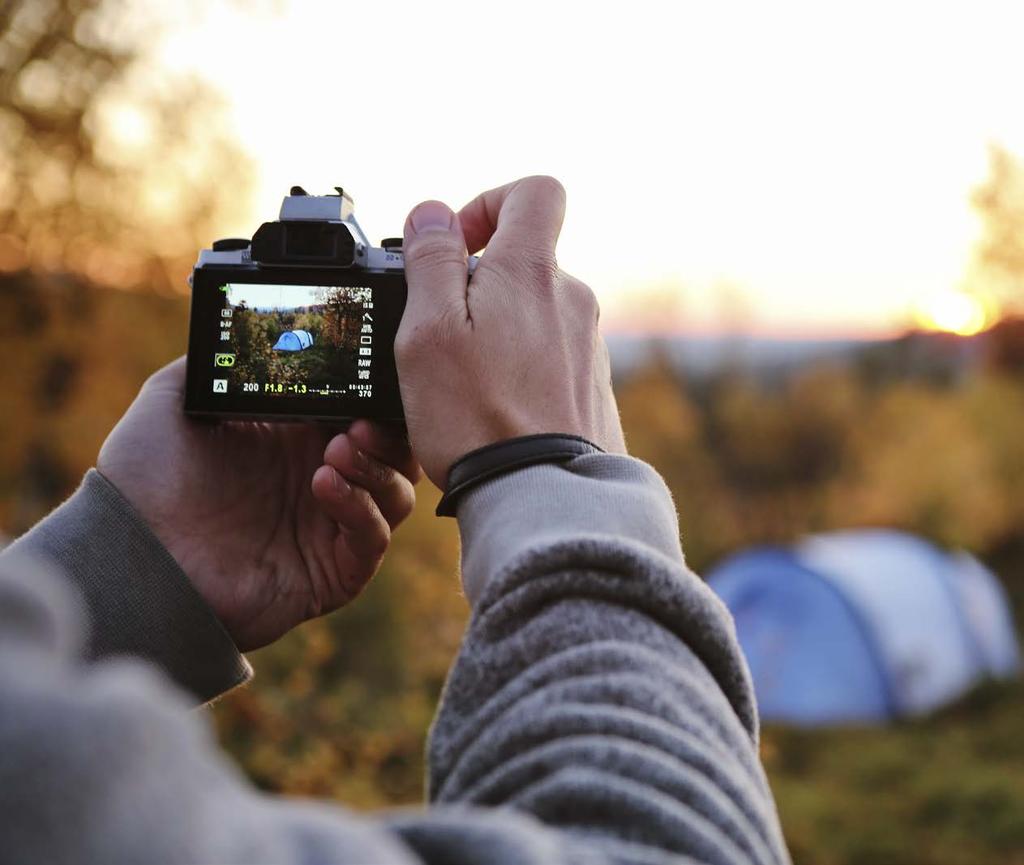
[707,530,1018,725]
[272,330,314,352]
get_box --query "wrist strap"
[436,433,605,517]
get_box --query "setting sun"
[914,290,990,336]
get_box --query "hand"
[97,358,420,651]
[396,175,627,488]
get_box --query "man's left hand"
[98,357,420,651]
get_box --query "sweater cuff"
[456,453,684,605]
[5,470,251,703]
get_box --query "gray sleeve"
[0,457,789,865]
[423,454,791,864]
[0,554,434,865]
[4,469,250,703]
[0,514,588,865]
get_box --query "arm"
[2,359,421,703]
[386,177,792,863]
[5,470,250,703]
[0,176,790,865]
[417,456,789,864]
[0,553,426,865]
[0,459,786,865]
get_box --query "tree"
[0,0,253,293]
[969,145,1024,316]
[0,0,254,530]
[316,286,363,349]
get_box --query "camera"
[184,186,474,422]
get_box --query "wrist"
[5,470,250,701]
[455,452,684,604]
[436,433,605,516]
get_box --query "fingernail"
[410,200,454,234]
[331,468,350,497]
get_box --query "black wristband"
[436,433,605,517]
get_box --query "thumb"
[401,200,469,328]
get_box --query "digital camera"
[184,186,471,422]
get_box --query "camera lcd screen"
[185,267,406,421]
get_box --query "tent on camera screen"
[707,529,1019,725]
[272,330,314,352]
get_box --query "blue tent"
[707,530,1019,725]
[272,329,313,352]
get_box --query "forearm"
[429,455,790,864]
[0,477,598,865]
[3,470,249,703]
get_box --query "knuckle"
[520,174,566,204]
[394,326,416,359]
[367,457,394,487]
[404,233,467,272]
[352,489,390,551]
[395,483,416,522]
[527,250,561,290]
[367,519,391,557]
[434,306,467,341]
[395,323,431,361]
[484,248,559,294]
[562,275,600,321]
[395,311,463,363]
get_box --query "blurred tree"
[984,315,1024,377]
[0,0,253,292]
[230,303,271,382]
[827,383,1010,551]
[0,0,254,530]
[969,145,1024,316]
[316,286,362,349]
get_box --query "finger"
[313,466,387,605]
[401,199,470,327]
[346,420,422,482]
[142,356,187,395]
[456,175,566,259]
[311,464,391,572]
[322,434,416,528]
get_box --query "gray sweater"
[0,454,790,865]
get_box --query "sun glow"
[913,290,991,336]
[154,1,1024,336]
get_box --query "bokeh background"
[3,1,1024,862]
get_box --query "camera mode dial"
[212,238,251,252]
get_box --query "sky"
[152,0,1024,337]
[227,283,321,311]
[227,283,370,311]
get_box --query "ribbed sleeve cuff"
[456,453,685,605]
[6,470,251,703]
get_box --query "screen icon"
[212,379,228,393]
[214,353,236,368]
[221,308,233,318]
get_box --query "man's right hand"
[397,176,627,489]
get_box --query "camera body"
[185,187,468,422]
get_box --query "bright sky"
[155,0,1024,336]
[227,283,320,311]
